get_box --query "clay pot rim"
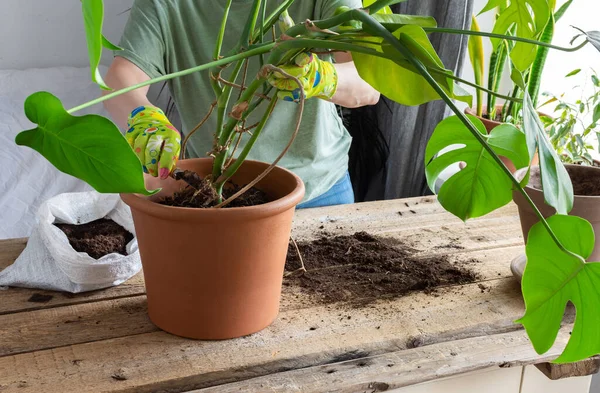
[120,158,306,222]
[514,164,600,200]
[464,106,553,127]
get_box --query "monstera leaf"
[353,25,472,106]
[15,92,156,195]
[480,0,551,71]
[517,76,574,215]
[81,0,122,89]
[518,215,600,363]
[425,115,529,220]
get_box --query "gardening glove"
[126,105,181,179]
[267,52,338,103]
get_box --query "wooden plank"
[0,277,533,392]
[189,330,572,393]
[0,198,523,316]
[535,356,600,380]
[0,243,523,358]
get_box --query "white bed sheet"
[0,66,110,239]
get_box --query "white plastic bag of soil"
[0,192,141,293]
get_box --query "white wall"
[0,0,133,70]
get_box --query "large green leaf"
[15,92,156,196]
[82,0,111,90]
[521,87,574,214]
[517,215,600,363]
[481,0,551,71]
[371,13,437,29]
[425,115,529,220]
[353,25,472,106]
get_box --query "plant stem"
[422,27,588,52]
[214,0,234,60]
[215,68,305,208]
[215,59,246,148]
[255,0,295,41]
[216,96,279,187]
[67,43,276,114]
[527,15,555,106]
[429,69,521,103]
[356,10,583,261]
[182,102,217,157]
[487,41,509,115]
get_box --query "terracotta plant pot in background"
[121,158,305,339]
[465,106,540,173]
[513,164,600,261]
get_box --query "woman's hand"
[268,53,338,103]
[126,106,181,179]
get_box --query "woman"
[103,0,379,208]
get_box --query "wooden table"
[0,197,597,393]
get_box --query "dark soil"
[285,232,480,305]
[55,219,133,259]
[528,165,600,196]
[568,166,600,196]
[159,169,271,208]
[482,111,503,122]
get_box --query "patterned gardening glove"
[126,106,181,179]
[267,53,338,103]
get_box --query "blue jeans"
[297,172,355,209]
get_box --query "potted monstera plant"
[14,0,600,364]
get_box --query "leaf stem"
[67,43,276,114]
[356,11,583,261]
[422,27,588,52]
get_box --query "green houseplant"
[14,0,600,362]
[462,0,578,172]
[539,68,600,165]
[511,67,600,280]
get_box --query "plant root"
[284,237,306,278]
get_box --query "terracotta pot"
[512,164,600,261]
[121,158,305,339]
[464,106,540,173]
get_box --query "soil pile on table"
[285,232,479,305]
[55,219,133,259]
[159,170,271,208]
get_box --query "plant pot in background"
[465,106,540,173]
[121,158,305,339]
[513,165,600,262]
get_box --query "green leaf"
[594,104,600,123]
[371,13,437,28]
[468,15,485,116]
[82,0,110,90]
[522,90,574,214]
[363,0,407,14]
[353,25,472,106]
[554,0,572,21]
[102,35,122,51]
[425,115,529,220]
[489,0,551,72]
[565,68,581,77]
[479,0,508,15]
[15,92,156,196]
[592,74,600,87]
[585,31,600,53]
[517,215,600,363]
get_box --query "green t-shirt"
[117,0,362,202]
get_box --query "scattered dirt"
[482,111,503,122]
[55,219,133,259]
[159,169,271,208]
[27,293,54,303]
[285,232,480,306]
